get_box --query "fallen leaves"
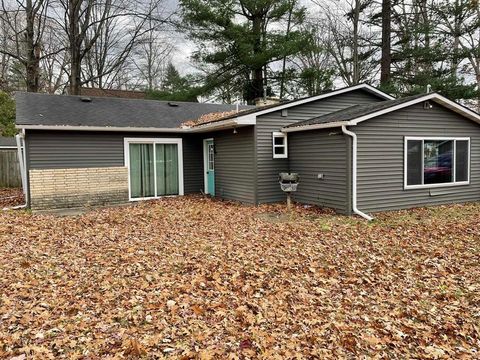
[0,187,24,208]
[0,195,479,359]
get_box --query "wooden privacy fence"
[0,150,22,188]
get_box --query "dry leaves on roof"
[182,110,243,128]
[0,195,479,359]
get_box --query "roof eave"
[16,124,190,133]
[16,117,256,133]
[282,121,352,133]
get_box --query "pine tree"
[388,0,476,100]
[0,91,15,137]
[179,0,309,104]
[146,63,200,102]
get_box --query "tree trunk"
[380,0,391,86]
[251,14,264,103]
[68,0,82,95]
[352,0,360,84]
[25,0,40,92]
[280,0,293,99]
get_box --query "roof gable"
[190,83,394,129]
[283,93,480,132]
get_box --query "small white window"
[272,132,288,159]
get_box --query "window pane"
[407,140,422,185]
[424,140,452,184]
[208,143,214,171]
[130,143,155,198]
[156,144,179,196]
[456,140,469,182]
[274,146,285,155]
[274,136,284,146]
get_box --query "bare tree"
[40,21,68,93]
[55,0,168,94]
[0,0,63,92]
[131,1,174,91]
[312,0,377,86]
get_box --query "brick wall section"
[29,167,129,210]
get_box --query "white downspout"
[341,125,373,221]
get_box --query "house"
[14,84,480,218]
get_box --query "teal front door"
[206,140,215,195]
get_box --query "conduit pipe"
[341,125,373,221]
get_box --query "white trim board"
[282,93,480,133]
[17,119,252,133]
[124,137,184,201]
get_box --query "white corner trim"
[124,137,184,201]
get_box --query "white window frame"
[404,136,470,190]
[124,137,184,201]
[272,132,288,159]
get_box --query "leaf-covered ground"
[0,188,24,209]
[1,196,479,359]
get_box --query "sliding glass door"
[126,138,183,200]
[156,144,179,196]
[129,143,155,198]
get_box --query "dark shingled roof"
[0,136,16,147]
[80,87,146,99]
[15,92,254,128]
[285,93,428,128]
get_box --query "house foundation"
[29,167,129,210]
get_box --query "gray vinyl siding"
[212,126,256,204]
[25,130,203,194]
[355,102,480,213]
[256,89,382,203]
[288,129,350,212]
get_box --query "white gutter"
[15,118,254,133]
[282,121,350,133]
[341,125,373,221]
